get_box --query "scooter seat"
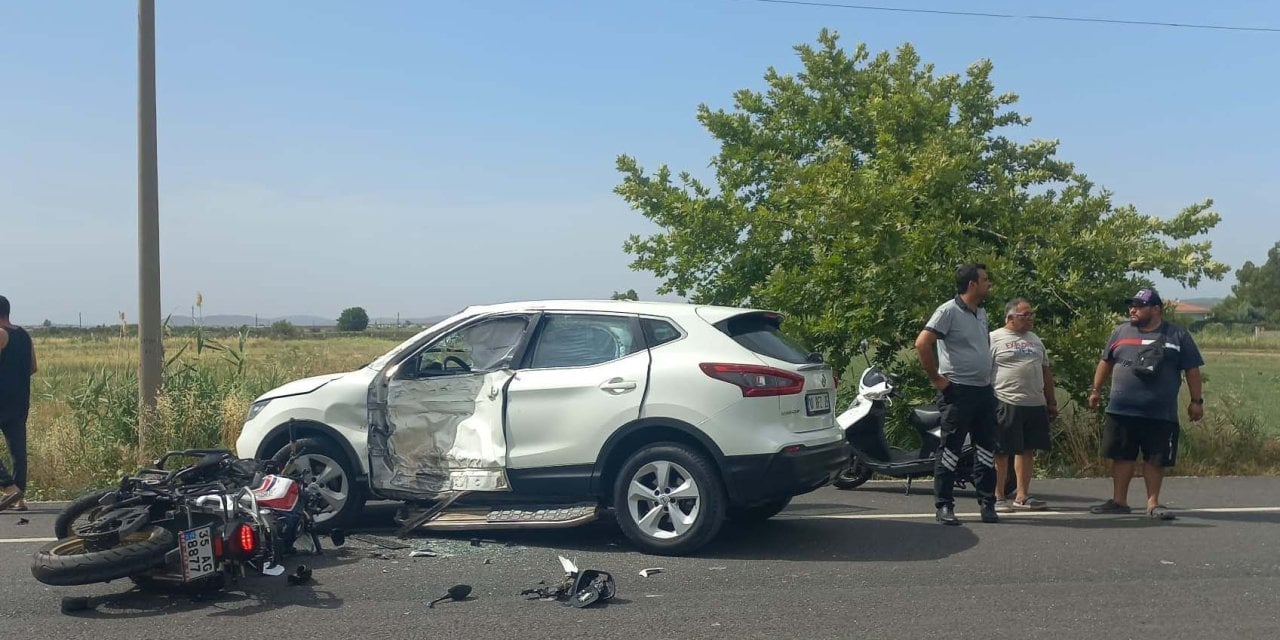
[911,406,942,429]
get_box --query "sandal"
[1011,496,1048,510]
[0,490,21,513]
[1089,499,1131,514]
[1147,505,1176,520]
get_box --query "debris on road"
[410,548,438,558]
[60,597,92,614]
[16,517,28,525]
[350,534,411,550]
[287,564,313,585]
[521,556,616,608]
[639,567,664,577]
[429,584,473,608]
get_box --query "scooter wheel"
[833,456,873,489]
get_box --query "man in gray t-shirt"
[989,298,1057,512]
[915,263,999,525]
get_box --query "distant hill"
[165,314,335,328]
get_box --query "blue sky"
[2,1,1277,325]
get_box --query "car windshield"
[366,312,471,371]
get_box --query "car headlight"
[246,399,271,421]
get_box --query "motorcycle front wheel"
[832,455,874,489]
[31,526,174,587]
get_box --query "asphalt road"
[2,476,1279,639]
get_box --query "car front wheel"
[613,443,726,556]
[272,437,366,530]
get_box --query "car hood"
[255,373,347,402]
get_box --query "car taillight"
[213,535,223,559]
[699,363,805,397]
[234,523,257,557]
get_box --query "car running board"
[401,503,601,531]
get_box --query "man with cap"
[1088,287,1204,520]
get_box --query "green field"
[5,332,1278,498]
[1195,349,1280,435]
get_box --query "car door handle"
[599,378,637,394]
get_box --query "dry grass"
[12,331,398,498]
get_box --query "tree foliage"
[337,307,369,332]
[1226,241,1280,323]
[614,31,1227,404]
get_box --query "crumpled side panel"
[371,372,511,497]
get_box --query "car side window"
[527,315,642,369]
[408,316,529,377]
[641,318,682,347]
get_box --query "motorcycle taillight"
[234,523,257,557]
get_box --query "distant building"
[1170,300,1212,323]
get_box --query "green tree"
[268,319,300,338]
[337,307,369,332]
[614,31,1226,404]
[611,289,640,301]
[1229,241,1280,322]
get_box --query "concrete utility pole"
[137,0,162,454]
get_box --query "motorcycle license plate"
[180,525,216,583]
[805,392,831,416]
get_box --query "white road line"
[0,537,55,543]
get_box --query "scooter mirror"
[858,339,869,353]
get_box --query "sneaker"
[993,499,1014,513]
[1011,496,1048,511]
[936,505,960,526]
[980,503,1000,523]
[1088,499,1132,514]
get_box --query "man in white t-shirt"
[989,298,1057,511]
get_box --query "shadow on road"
[358,513,979,563]
[58,548,360,620]
[840,484,1102,506]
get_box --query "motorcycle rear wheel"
[53,489,114,540]
[31,526,174,587]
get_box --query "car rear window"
[641,318,682,348]
[716,313,812,364]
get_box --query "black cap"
[1127,287,1163,307]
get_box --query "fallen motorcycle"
[32,448,340,591]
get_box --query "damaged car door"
[368,313,536,501]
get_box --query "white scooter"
[834,341,1014,496]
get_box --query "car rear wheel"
[613,443,725,556]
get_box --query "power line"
[743,0,1280,33]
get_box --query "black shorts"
[995,402,1051,454]
[1102,413,1180,467]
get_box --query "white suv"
[236,300,847,555]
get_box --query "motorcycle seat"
[911,406,942,429]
